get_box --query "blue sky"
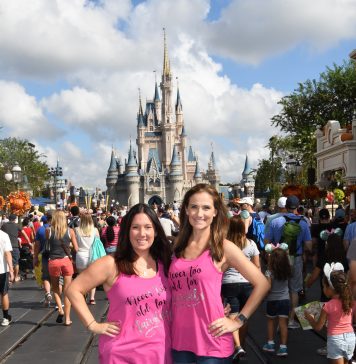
[0,0,355,189]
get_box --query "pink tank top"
[169,249,234,357]
[99,262,172,364]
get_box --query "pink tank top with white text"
[169,250,234,357]
[99,262,172,364]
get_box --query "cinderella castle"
[106,33,220,207]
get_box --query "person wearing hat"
[264,197,288,239]
[1,214,22,282]
[264,195,312,329]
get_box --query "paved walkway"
[0,273,329,363]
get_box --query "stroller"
[19,245,34,279]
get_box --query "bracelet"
[87,319,96,330]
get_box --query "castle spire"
[163,28,171,76]
[108,147,117,171]
[175,78,182,111]
[170,144,182,176]
[242,154,252,177]
[127,140,137,168]
[137,88,144,127]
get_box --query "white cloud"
[0,0,355,189]
[205,0,356,64]
[0,80,62,139]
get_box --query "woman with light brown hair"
[46,210,78,326]
[169,183,269,363]
[75,213,100,304]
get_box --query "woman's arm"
[69,228,79,252]
[209,240,270,337]
[65,255,120,337]
[224,240,270,319]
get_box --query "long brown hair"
[174,183,228,262]
[324,270,353,314]
[227,216,247,250]
[268,248,291,281]
[114,203,172,276]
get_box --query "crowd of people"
[0,183,356,364]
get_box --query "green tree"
[0,138,49,196]
[271,61,356,167]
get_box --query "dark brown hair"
[174,183,228,262]
[114,203,172,276]
[227,216,247,250]
[268,248,291,281]
[323,270,353,314]
[325,234,346,264]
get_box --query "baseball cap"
[40,215,48,223]
[277,197,287,208]
[9,214,17,221]
[239,197,254,206]
[319,208,330,220]
[285,195,299,209]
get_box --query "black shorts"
[0,272,10,295]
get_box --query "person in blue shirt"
[264,195,312,329]
[33,213,52,306]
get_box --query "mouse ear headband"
[320,227,343,241]
[323,262,344,289]
[265,243,289,254]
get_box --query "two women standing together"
[67,184,269,363]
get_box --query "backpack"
[246,212,265,250]
[68,216,80,229]
[279,216,302,256]
[89,236,106,263]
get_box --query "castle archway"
[147,195,163,207]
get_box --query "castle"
[106,33,220,207]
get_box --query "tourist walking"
[1,214,21,282]
[46,210,78,326]
[169,183,269,363]
[100,215,119,254]
[75,213,100,304]
[262,244,291,357]
[66,203,172,363]
[0,229,13,326]
[305,263,356,363]
[264,195,312,329]
[221,215,260,361]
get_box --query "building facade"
[106,34,220,207]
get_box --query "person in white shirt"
[0,230,14,326]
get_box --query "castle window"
[150,126,153,131]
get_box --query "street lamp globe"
[4,171,12,182]
[12,162,22,184]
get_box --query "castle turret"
[106,147,119,200]
[175,84,183,133]
[154,81,161,123]
[169,145,183,203]
[137,91,145,166]
[207,150,220,190]
[161,29,175,168]
[125,141,140,208]
[194,157,202,184]
[242,154,252,179]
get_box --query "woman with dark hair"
[100,215,120,254]
[66,203,173,363]
[170,184,269,363]
[221,216,260,359]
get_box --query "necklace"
[135,263,150,277]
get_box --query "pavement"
[0,270,330,364]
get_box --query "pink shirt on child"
[323,298,356,336]
[99,262,172,364]
[169,249,234,358]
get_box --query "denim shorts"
[11,247,20,266]
[266,299,290,318]
[0,272,10,294]
[288,255,303,293]
[327,332,355,360]
[172,350,232,364]
[221,282,253,313]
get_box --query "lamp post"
[286,155,302,184]
[48,161,63,206]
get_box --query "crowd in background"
[0,187,356,363]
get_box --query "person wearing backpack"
[239,197,265,251]
[264,195,312,329]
